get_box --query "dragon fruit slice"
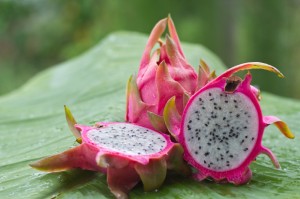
[30,106,189,199]
[126,16,199,133]
[165,62,294,184]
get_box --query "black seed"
[240,139,245,144]
[209,93,212,96]
[204,152,210,156]
[245,135,248,138]
[223,117,226,120]
[226,150,229,154]
[217,147,220,150]
[204,160,207,164]
[202,107,206,110]
[199,146,202,149]
[214,103,217,105]
[244,148,248,151]
[210,98,214,101]
[225,100,228,103]
[234,100,237,103]
[219,107,222,110]
[252,137,255,141]
[244,126,248,129]
[235,105,238,108]
[236,114,240,118]
[198,137,201,141]
[227,164,230,167]
[229,155,233,158]
[195,151,198,155]
[208,164,211,168]
[189,120,192,124]
[207,142,211,146]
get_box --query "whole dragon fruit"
[164,62,294,184]
[126,16,204,133]
[30,106,190,199]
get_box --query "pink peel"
[156,61,187,114]
[263,115,295,139]
[196,60,214,91]
[167,14,185,58]
[140,18,167,69]
[126,16,197,137]
[260,146,280,168]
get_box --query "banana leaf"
[0,32,299,199]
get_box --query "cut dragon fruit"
[165,62,294,184]
[30,106,190,199]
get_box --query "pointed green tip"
[64,105,81,139]
[219,62,285,80]
[147,111,167,133]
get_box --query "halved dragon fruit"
[126,16,199,133]
[30,106,190,199]
[165,62,294,184]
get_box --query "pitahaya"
[30,106,190,199]
[164,62,294,184]
[126,15,200,133]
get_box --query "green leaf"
[0,32,299,199]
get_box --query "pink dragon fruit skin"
[165,62,294,184]
[126,16,198,132]
[30,106,190,199]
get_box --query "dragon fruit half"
[126,16,201,133]
[30,106,190,199]
[164,62,294,184]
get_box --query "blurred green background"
[1,0,299,98]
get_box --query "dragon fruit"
[126,16,199,133]
[30,106,190,199]
[164,62,294,184]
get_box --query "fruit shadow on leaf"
[37,169,99,198]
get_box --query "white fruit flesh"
[86,123,167,156]
[184,88,258,171]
